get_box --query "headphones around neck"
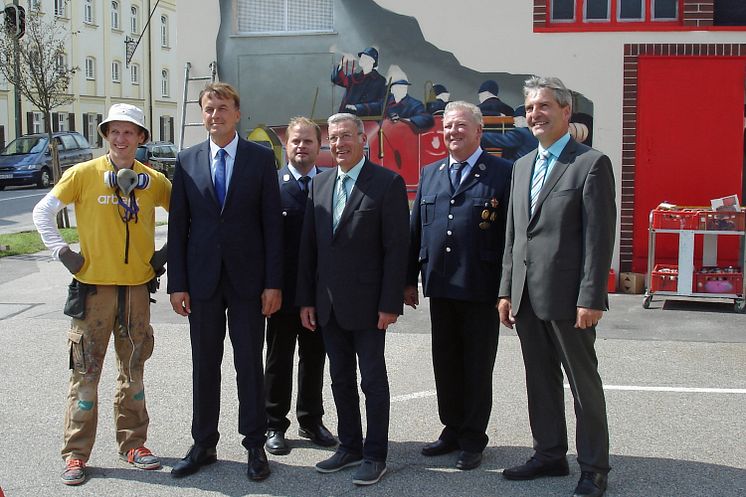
[104,168,150,195]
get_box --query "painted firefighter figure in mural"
[376,79,435,133]
[331,46,388,117]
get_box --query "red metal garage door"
[632,56,746,273]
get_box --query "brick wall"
[683,1,714,27]
[533,1,713,27]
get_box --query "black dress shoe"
[421,439,458,457]
[265,430,290,455]
[572,471,607,497]
[171,445,217,478]
[456,450,482,470]
[298,423,337,447]
[503,456,570,480]
[247,447,270,481]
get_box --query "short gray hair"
[327,112,364,133]
[523,76,573,111]
[444,101,483,127]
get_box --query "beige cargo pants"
[61,284,154,462]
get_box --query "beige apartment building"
[0,0,177,153]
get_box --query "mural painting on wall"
[249,44,593,197]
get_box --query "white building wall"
[174,0,219,149]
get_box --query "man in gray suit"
[297,113,409,486]
[498,76,615,497]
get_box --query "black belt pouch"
[63,279,95,319]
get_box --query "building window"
[32,112,44,134]
[237,0,334,34]
[111,1,120,29]
[161,69,169,97]
[131,63,140,84]
[85,57,96,80]
[57,112,68,132]
[56,54,66,75]
[86,113,99,147]
[548,0,678,26]
[714,0,746,26]
[54,0,66,17]
[84,0,94,23]
[28,0,41,12]
[112,61,121,82]
[130,5,139,34]
[160,15,169,47]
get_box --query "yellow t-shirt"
[52,155,171,285]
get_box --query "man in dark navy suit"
[264,117,336,456]
[405,101,512,471]
[297,113,409,486]
[167,82,282,482]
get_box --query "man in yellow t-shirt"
[32,103,171,486]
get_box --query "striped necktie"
[332,174,350,232]
[530,150,550,215]
[214,148,227,208]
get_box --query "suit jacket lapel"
[532,139,576,218]
[223,138,250,210]
[433,160,451,195]
[279,165,307,205]
[454,151,489,196]
[194,140,220,209]
[334,161,371,238]
[517,149,537,221]
[315,168,336,243]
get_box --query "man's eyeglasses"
[328,132,362,143]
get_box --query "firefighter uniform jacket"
[407,150,512,303]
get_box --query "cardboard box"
[620,272,645,294]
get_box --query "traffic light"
[3,4,25,39]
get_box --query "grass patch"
[0,228,79,258]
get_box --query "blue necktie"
[298,176,311,196]
[450,161,465,192]
[215,148,227,208]
[530,150,550,215]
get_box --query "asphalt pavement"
[0,225,744,497]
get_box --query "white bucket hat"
[97,103,151,143]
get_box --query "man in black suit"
[296,113,409,486]
[264,117,336,455]
[167,82,282,482]
[405,101,512,471]
[498,76,616,497]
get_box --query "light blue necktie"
[530,150,550,215]
[332,174,350,232]
[215,148,227,208]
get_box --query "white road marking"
[391,390,436,403]
[391,385,746,403]
[566,384,746,394]
[0,192,48,202]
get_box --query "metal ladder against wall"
[178,61,217,151]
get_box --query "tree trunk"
[45,111,68,229]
